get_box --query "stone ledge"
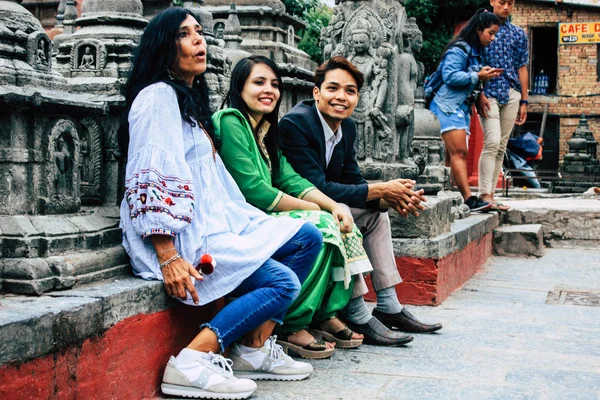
[392,213,499,259]
[0,277,176,366]
[366,213,499,306]
[0,245,130,294]
[503,199,600,241]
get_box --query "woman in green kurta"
[213,56,372,359]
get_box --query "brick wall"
[513,1,600,161]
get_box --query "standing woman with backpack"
[429,9,501,211]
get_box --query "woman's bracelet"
[159,254,181,269]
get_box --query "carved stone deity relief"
[79,47,96,69]
[340,8,394,163]
[54,136,71,195]
[43,120,81,213]
[322,7,345,60]
[214,21,225,39]
[72,40,107,71]
[27,32,52,71]
[396,17,422,164]
[78,118,103,203]
[397,17,421,107]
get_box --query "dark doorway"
[530,27,559,95]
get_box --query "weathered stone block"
[0,216,39,237]
[493,224,544,257]
[29,216,80,237]
[390,197,452,239]
[504,199,600,241]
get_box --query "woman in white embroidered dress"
[120,8,322,399]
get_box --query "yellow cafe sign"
[559,22,600,44]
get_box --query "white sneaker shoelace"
[265,335,285,362]
[207,351,234,378]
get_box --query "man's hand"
[516,103,527,125]
[477,93,491,118]
[331,203,354,233]
[161,257,203,304]
[382,179,427,217]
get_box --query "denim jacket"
[433,41,484,114]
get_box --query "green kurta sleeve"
[213,109,284,211]
[272,152,316,200]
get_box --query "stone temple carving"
[0,0,135,294]
[48,120,80,208]
[344,17,394,162]
[26,31,52,71]
[214,21,225,39]
[322,0,449,190]
[203,0,317,114]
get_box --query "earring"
[167,69,175,81]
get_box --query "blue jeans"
[203,222,322,351]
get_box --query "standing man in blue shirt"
[477,0,529,211]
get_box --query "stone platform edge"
[0,277,221,399]
[0,277,216,366]
[392,213,499,259]
[365,213,499,306]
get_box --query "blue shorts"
[431,100,472,135]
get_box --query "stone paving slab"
[242,247,600,400]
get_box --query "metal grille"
[546,289,600,307]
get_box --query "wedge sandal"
[276,332,335,359]
[311,325,363,349]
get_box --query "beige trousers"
[478,89,522,196]
[344,206,403,299]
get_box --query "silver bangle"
[159,253,181,269]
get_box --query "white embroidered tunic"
[120,83,306,306]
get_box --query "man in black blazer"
[280,56,442,346]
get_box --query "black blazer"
[279,100,378,209]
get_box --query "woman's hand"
[331,203,353,233]
[149,235,203,305]
[478,66,501,82]
[161,257,203,304]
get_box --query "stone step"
[502,198,600,242]
[493,224,544,258]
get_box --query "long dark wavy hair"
[119,7,219,156]
[446,9,501,53]
[221,55,283,175]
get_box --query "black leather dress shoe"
[373,308,443,334]
[343,316,413,346]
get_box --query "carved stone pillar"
[0,0,129,294]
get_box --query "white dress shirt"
[315,107,343,168]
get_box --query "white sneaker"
[230,336,313,381]
[161,350,257,399]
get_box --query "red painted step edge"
[0,300,223,400]
[365,233,493,306]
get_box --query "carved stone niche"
[40,120,81,214]
[78,117,103,204]
[27,32,52,72]
[71,39,107,71]
[213,20,226,39]
[287,25,295,47]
